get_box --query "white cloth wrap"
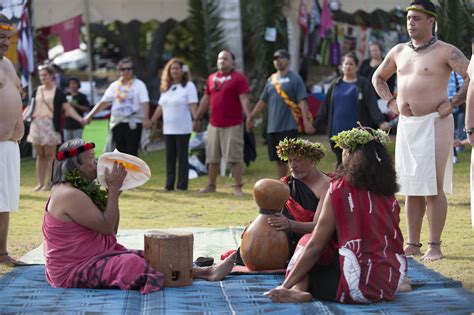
[395,112,452,196]
[0,141,20,212]
[470,151,474,228]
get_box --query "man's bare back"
[0,58,24,141]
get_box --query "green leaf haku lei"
[331,127,390,152]
[276,138,326,163]
[65,170,108,211]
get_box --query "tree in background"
[186,0,226,78]
[240,0,288,97]
[90,19,176,88]
[436,0,473,57]
[88,0,225,96]
[240,0,287,140]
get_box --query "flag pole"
[27,0,33,99]
[84,0,94,105]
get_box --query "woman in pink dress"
[43,139,236,294]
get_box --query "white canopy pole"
[286,11,301,73]
[83,0,94,104]
[218,0,244,72]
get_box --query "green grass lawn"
[1,124,473,291]
[83,119,109,155]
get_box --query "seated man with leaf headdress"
[271,138,330,253]
[231,138,330,265]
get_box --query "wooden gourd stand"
[144,230,194,287]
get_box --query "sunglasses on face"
[120,67,133,72]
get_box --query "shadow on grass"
[131,186,253,200]
[123,190,251,203]
[442,256,474,261]
[134,187,162,193]
[448,201,471,206]
[20,194,49,202]
[396,199,469,207]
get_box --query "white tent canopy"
[32,0,245,70]
[32,0,189,28]
[33,0,441,28]
[338,0,439,13]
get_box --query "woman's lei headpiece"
[276,138,325,163]
[56,142,95,161]
[331,126,390,151]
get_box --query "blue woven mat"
[1,258,473,314]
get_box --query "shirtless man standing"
[372,0,469,261]
[464,39,474,228]
[0,14,25,265]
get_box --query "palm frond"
[187,0,226,77]
[436,0,472,56]
[241,0,287,98]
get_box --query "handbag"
[22,97,35,123]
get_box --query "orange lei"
[0,24,14,31]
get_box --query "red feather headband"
[56,142,95,161]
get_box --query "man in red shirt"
[194,50,251,196]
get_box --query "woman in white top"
[151,58,198,190]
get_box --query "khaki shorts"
[205,124,244,164]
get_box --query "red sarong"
[43,209,164,294]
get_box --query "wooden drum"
[144,230,194,287]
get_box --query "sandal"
[427,241,442,246]
[195,257,214,267]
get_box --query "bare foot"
[264,286,313,303]
[233,188,244,196]
[33,185,43,192]
[232,184,244,196]
[197,252,236,281]
[206,252,236,281]
[0,254,27,266]
[422,244,443,262]
[40,186,51,192]
[404,244,422,256]
[398,276,412,292]
[199,184,216,194]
